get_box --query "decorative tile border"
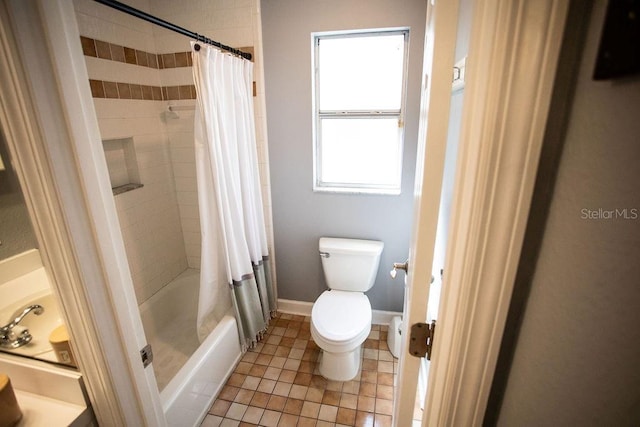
[80,36,254,69]
[88,79,196,100]
[80,36,193,69]
[81,36,255,99]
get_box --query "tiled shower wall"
[74,0,188,304]
[73,0,275,305]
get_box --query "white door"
[392,0,461,425]
[393,0,572,425]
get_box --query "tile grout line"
[202,312,397,427]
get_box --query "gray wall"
[494,1,640,424]
[261,0,427,312]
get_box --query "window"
[313,29,409,194]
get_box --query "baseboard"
[277,298,402,326]
[277,299,313,317]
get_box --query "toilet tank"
[319,237,384,292]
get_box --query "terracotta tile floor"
[201,312,398,427]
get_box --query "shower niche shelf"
[102,137,143,196]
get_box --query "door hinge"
[140,344,153,368]
[409,320,436,360]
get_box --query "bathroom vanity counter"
[0,353,94,427]
[14,389,93,427]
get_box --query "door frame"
[0,1,165,425]
[410,0,570,425]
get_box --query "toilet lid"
[312,290,371,343]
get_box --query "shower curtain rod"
[93,0,252,60]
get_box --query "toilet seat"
[311,290,371,352]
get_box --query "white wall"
[74,0,188,304]
[496,1,640,424]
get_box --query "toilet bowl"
[311,237,384,381]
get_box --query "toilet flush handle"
[390,260,409,279]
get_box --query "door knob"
[390,260,409,279]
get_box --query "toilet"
[311,237,384,381]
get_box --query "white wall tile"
[74,0,156,50]
[187,256,201,269]
[176,191,199,207]
[85,57,162,87]
[181,218,202,233]
[165,116,197,133]
[171,162,197,178]
[174,176,198,192]
[158,67,194,87]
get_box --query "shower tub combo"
[139,269,241,426]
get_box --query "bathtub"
[139,268,241,427]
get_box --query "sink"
[0,290,63,357]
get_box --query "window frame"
[312,28,410,195]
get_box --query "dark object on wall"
[593,0,640,80]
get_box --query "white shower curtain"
[191,42,275,349]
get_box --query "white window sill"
[313,185,401,196]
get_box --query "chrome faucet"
[0,304,44,349]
